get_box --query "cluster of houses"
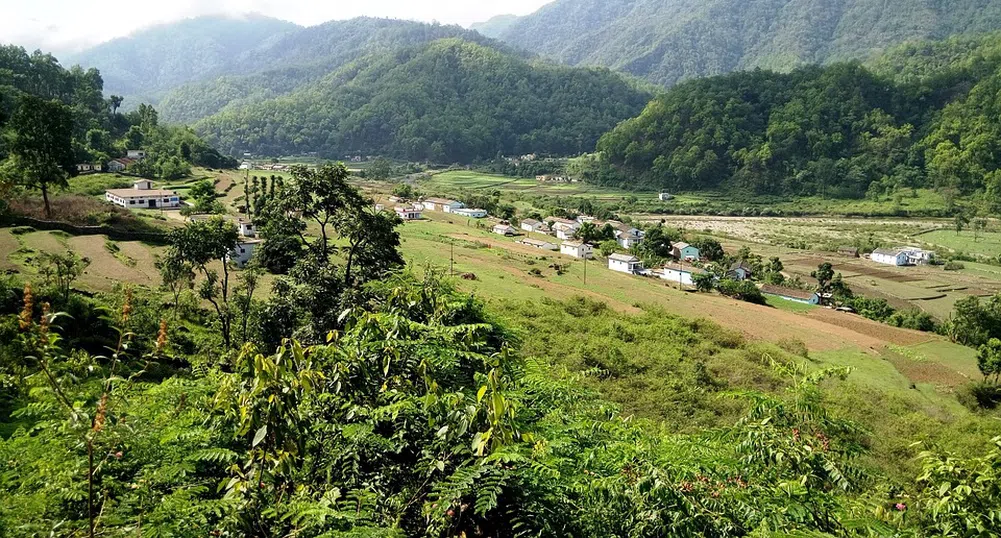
[535,174,577,183]
[870,247,936,266]
[239,162,292,171]
[81,149,147,174]
[391,197,493,221]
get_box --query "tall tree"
[279,164,365,260]
[0,94,75,217]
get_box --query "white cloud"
[0,0,549,54]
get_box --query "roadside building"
[661,262,707,286]
[608,253,644,274]
[454,208,488,218]
[493,224,517,236]
[760,285,820,305]
[394,206,423,220]
[871,248,909,266]
[672,242,701,261]
[560,241,593,259]
[105,179,180,209]
[517,238,558,251]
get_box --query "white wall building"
[421,198,464,212]
[493,224,517,236]
[395,206,423,220]
[238,220,256,238]
[661,263,706,286]
[871,248,910,266]
[229,240,262,268]
[126,149,147,160]
[517,238,558,251]
[560,241,593,259]
[454,208,488,218]
[105,179,181,209]
[608,253,643,274]
[659,193,674,201]
[520,219,548,233]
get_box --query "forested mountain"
[194,39,651,162]
[591,31,1001,199]
[469,14,521,39]
[63,15,300,104]
[488,0,1001,87]
[156,18,506,123]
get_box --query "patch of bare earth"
[68,236,155,291]
[805,309,933,346]
[881,348,972,390]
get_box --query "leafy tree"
[109,94,123,114]
[640,226,674,259]
[338,209,404,288]
[279,164,365,260]
[692,237,725,262]
[692,272,715,293]
[168,217,239,347]
[0,94,75,217]
[976,338,1001,383]
[155,248,195,320]
[598,240,618,257]
[34,250,89,304]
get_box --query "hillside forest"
[591,32,1001,199]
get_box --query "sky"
[0,0,550,54]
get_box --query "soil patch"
[805,309,933,347]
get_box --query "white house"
[672,242,701,261]
[421,197,464,212]
[76,163,98,173]
[105,179,181,209]
[659,193,674,201]
[237,219,256,238]
[107,159,128,173]
[517,238,558,251]
[454,208,488,218]
[549,218,581,240]
[520,219,549,233]
[126,149,147,160]
[394,206,423,220]
[493,224,517,236]
[760,285,820,305]
[229,239,262,268]
[560,241,593,259]
[661,262,707,286]
[608,253,643,274]
[871,248,909,266]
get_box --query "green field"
[919,228,1001,258]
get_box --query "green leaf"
[477,385,488,403]
[252,425,268,447]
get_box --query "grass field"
[919,229,1001,258]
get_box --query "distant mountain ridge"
[484,0,1001,87]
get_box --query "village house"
[613,223,644,249]
[394,206,423,220]
[76,163,99,173]
[560,241,593,259]
[237,219,255,238]
[105,179,180,209]
[420,197,464,212]
[672,242,701,261]
[548,217,581,240]
[517,238,558,251]
[661,262,708,286]
[107,158,136,173]
[229,239,263,268]
[659,192,674,201]
[520,218,549,233]
[727,261,753,281]
[871,247,919,266]
[492,224,517,236]
[608,253,644,275]
[454,208,488,218]
[760,285,820,305]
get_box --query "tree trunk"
[41,183,51,218]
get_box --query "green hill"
[592,31,1001,198]
[488,0,1001,87]
[63,14,300,105]
[193,39,652,162]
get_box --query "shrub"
[10,226,35,235]
[944,261,965,271]
[717,279,766,304]
[957,381,1001,410]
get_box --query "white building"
[421,198,464,212]
[661,262,707,286]
[237,219,256,238]
[517,238,558,251]
[105,179,181,209]
[520,219,548,233]
[454,208,488,218]
[76,163,98,173]
[126,149,147,160]
[229,240,262,268]
[608,253,643,274]
[107,159,128,173]
[394,206,423,220]
[493,224,517,236]
[761,285,821,305]
[560,241,593,259]
[871,248,910,266]
[659,193,674,201]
